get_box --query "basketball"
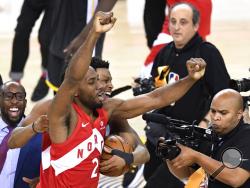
[100,135,133,177]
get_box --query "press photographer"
[165,89,250,188]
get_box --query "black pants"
[0,74,3,86]
[10,0,53,80]
[144,140,184,188]
[143,0,166,49]
[47,33,106,88]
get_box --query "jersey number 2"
[91,158,99,178]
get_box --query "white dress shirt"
[0,118,20,188]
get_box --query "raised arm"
[108,58,206,119]
[8,100,51,148]
[48,12,116,143]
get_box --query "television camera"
[230,67,250,92]
[132,77,155,96]
[230,68,250,108]
[142,113,220,160]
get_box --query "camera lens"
[230,78,250,92]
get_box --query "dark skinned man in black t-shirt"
[167,89,250,188]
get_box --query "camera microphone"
[110,85,131,97]
[142,113,170,124]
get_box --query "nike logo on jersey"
[100,121,105,130]
[82,122,89,127]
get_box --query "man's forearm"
[132,144,150,165]
[167,161,193,180]
[66,30,100,82]
[8,125,36,148]
[151,76,196,108]
[194,151,248,187]
[195,152,225,178]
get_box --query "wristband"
[210,164,225,181]
[111,149,134,165]
[32,122,39,134]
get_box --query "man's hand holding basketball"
[100,146,126,174]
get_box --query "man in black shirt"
[143,2,230,187]
[167,89,250,187]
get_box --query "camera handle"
[156,139,181,160]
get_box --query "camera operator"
[166,89,250,187]
[143,2,230,188]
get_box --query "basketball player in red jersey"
[8,58,150,187]
[40,9,206,187]
[9,11,206,187]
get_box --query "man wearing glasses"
[0,81,41,188]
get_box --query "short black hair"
[90,57,110,69]
[169,2,200,25]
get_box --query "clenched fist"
[186,58,206,81]
[93,11,117,34]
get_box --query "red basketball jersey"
[38,103,108,188]
[36,132,51,188]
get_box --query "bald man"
[166,89,250,187]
